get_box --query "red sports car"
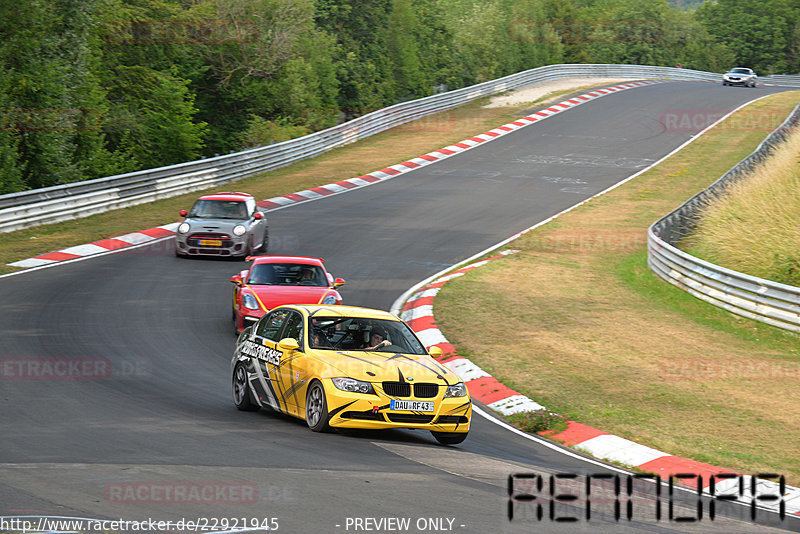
[231,256,345,333]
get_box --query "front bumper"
[237,310,265,333]
[324,382,472,433]
[724,77,752,85]
[175,234,250,257]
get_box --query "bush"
[507,409,568,433]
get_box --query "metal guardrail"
[648,104,800,332]
[0,63,734,233]
[2,63,799,234]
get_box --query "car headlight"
[444,382,467,398]
[322,294,337,305]
[232,225,247,236]
[178,222,190,234]
[242,293,259,310]
[332,377,376,394]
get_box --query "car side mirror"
[428,346,443,359]
[253,212,263,220]
[179,209,188,217]
[333,278,346,287]
[278,338,300,352]
[230,274,243,285]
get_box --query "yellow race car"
[231,304,471,444]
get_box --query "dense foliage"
[0,0,797,194]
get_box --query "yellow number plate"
[199,239,222,246]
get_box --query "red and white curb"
[8,224,179,269]
[400,251,800,517]
[7,81,657,271]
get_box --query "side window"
[256,309,290,341]
[279,312,304,347]
[246,198,256,217]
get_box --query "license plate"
[390,400,434,412]
[199,239,222,246]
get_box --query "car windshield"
[248,263,327,286]
[188,199,248,219]
[309,316,428,355]
[730,68,750,74]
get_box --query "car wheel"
[431,431,468,445]
[261,227,269,253]
[233,362,259,411]
[305,380,332,432]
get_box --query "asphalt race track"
[1,81,799,534]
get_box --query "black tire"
[261,227,269,253]
[431,431,468,445]
[233,362,259,411]
[305,380,332,432]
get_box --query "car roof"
[281,304,400,321]
[248,255,325,267]
[197,192,253,202]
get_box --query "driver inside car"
[364,328,390,350]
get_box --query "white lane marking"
[404,287,441,303]
[487,395,547,415]
[114,232,154,245]
[263,196,295,206]
[574,434,670,466]
[58,244,110,256]
[444,358,489,381]
[414,328,449,348]
[7,258,56,268]
[400,304,434,322]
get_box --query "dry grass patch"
[686,126,800,285]
[435,91,800,484]
[0,82,614,275]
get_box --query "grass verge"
[433,91,800,484]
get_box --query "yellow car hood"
[312,350,459,385]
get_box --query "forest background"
[1,0,798,194]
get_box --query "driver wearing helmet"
[364,327,390,350]
[298,267,316,285]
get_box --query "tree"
[697,0,800,73]
[102,65,207,169]
[0,0,124,190]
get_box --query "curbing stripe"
[488,394,547,415]
[58,244,109,256]
[7,258,55,268]
[575,435,670,467]
[114,232,155,245]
